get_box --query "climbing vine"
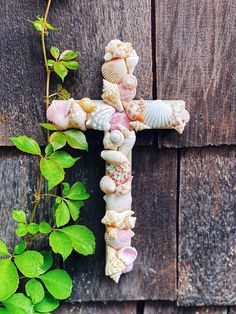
[0,1,95,313]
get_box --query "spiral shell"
[101,150,129,165]
[122,75,138,89]
[118,130,136,156]
[78,98,96,113]
[47,100,71,130]
[101,210,135,229]
[104,192,132,212]
[102,80,123,112]
[86,104,115,131]
[125,49,139,74]
[105,246,126,283]
[100,176,116,194]
[104,39,133,61]
[68,101,87,130]
[129,121,151,131]
[123,101,144,122]
[107,162,131,185]
[102,59,128,84]
[103,131,125,150]
[144,100,173,128]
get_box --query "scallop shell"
[115,178,132,195]
[103,131,125,150]
[123,101,144,122]
[105,228,134,250]
[100,175,116,194]
[101,80,123,112]
[105,246,126,283]
[106,162,132,185]
[101,210,135,229]
[118,247,138,265]
[104,39,133,61]
[102,59,128,84]
[47,100,71,130]
[118,130,136,156]
[118,84,136,103]
[101,150,129,165]
[86,104,115,131]
[144,100,173,128]
[104,192,132,212]
[122,75,138,89]
[68,101,87,131]
[129,121,151,131]
[78,98,96,113]
[125,49,139,74]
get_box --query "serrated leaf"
[64,129,88,150]
[61,60,79,70]
[39,270,72,300]
[2,293,33,314]
[34,292,59,313]
[12,210,27,223]
[0,240,9,256]
[47,59,55,67]
[55,202,70,227]
[54,62,68,82]
[61,225,95,256]
[50,46,60,60]
[10,136,41,155]
[27,223,39,235]
[0,259,19,301]
[45,144,53,157]
[49,231,72,261]
[65,182,89,201]
[46,23,59,31]
[40,251,53,273]
[40,158,64,190]
[59,50,78,60]
[15,223,27,237]
[49,151,80,169]
[14,251,45,278]
[39,222,52,234]
[65,200,83,221]
[13,241,27,255]
[40,123,57,131]
[25,279,44,304]
[49,132,66,151]
[62,182,70,196]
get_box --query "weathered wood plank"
[155,0,236,147]
[55,302,136,314]
[229,307,236,313]
[178,147,236,305]
[65,144,177,301]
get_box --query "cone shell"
[118,130,136,156]
[102,59,128,84]
[107,162,132,185]
[144,100,173,128]
[69,101,87,130]
[101,210,135,229]
[102,80,123,112]
[125,49,139,74]
[122,75,138,89]
[100,175,116,194]
[47,100,70,130]
[104,39,133,61]
[129,121,151,131]
[86,104,115,131]
[105,246,126,283]
[78,98,96,113]
[103,130,125,150]
[104,192,132,212]
[101,150,129,165]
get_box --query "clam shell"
[68,101,87,130]
[144,100,173,128]
[103,131,125,150]
[102,80,123,112]
[47,100,71,130]
[101,209,135,229]
[118,247,137,265]
[104,192,132,212]
[118,130,136,156]
[105,228,134,250]
[101,150,129,165]
[106,162,132,185]
[125,49,139,74]
[122,75,138,89]
[100,175,116,194]
[104,39,133,61]
[102,59,128,84]
[78,98,96,113]
[86,104,115,131]
[105,246,126,283]
[129,121,151,131]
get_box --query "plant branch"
[30,173,43,223]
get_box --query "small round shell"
[100,176,116,194]
[103,131,125,150]
[47,100,71,130]
[106,162,132,185]
[118,247,138,265]
[122,75,138,89]
[102,59,128,84]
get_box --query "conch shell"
[68,100,86,130]
[105,246,126,283]
[86,104,115,131]
[101,150,129,165]
[129,121,151,131]
[104,39,133,61]
[101,210,136,229]
[125,49,139,74]
[47,100,70,130]
[103,130,125,150]
[106,162,132,185]
[144,99,173,128]
[100,175,116,194]
[102,80,123,112]
[105,228,134,250]
[78,98,96,113]
[102,59,128,84]
[104,192,132,212]
[118,130,136,156]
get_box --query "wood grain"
[178,147,236,305]
[65,144,177,301]
[155,0,236,147]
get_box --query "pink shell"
[106,163,132,185]
[118,229,135,242]
[109,112,132,132]
[47,100,70,130]
[105,229,134,250]
[123,262,134,273]
[118,84,136,102]
[118,247,137,265]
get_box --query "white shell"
[103,131,125,150]
[105,228,134,250]
[106,162,131,185]
[101,210,136,229]
[118,247,138,265]
[102,59,128,84]
[47,100,70,130]
[101,150,129,165]
[105,246,126,283]
[104,39,133,61]
[104,192,132,212]
[68,101,86,131]
[125,49,139,74]
[144,100,173,128]
[122,75,138,89]
[129,121,151,131]
[102,80,123,112]
[100,176,116,194]
[118,130,136,156]
[86,104,115,131]
[115,178,132,195]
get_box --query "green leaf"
[46,23,59,31]
[65,200,83,221]
[40,123,57,131]
[61,225,95,256]
[15,223,28,237]
[50,46,60,60]
[32,19,44,31]
[47,59,55,67]
[45,144,53,157]
[14,251,44,278]
[0,308,12,314]
[34,292,59,313]
[40,251,53,273]
[49,151,80,169]
[57,86,71,100]
[2,293,33,314]
[59,50,78,60]
[27,223,39,235]
[0,240,9,256]
[10,136,41,155]
[55,202,70,227]
[0,259,19,301]
[39,222,52,234]
[13,241,27,255]
[49,132,66,151]
[12,210,27,223]
[49,231,73,261]
[39,270,72,300]
[53,62,68,82]
[64,129,88,150]
[40,158,65,190]
[66,182,89,201]
[62,182,70,196]
[61,60,79,70]
[25,279,44,304]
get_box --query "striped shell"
[68,101,86,130]
[86,104,115,131]
[104,192,132,212]
[47,100,71,130]
[100,176,116,194]
[102,80,123,112]
[102,59,128,84]
[144,100,173,128]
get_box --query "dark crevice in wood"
[151,0,157,100]
[176,148,181,293]
[137,300,145,314]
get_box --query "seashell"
[105,246,126,283]
[101,150,129,165]
[109,112,132,132]
[101,210,136,229]
[68,101,87,131]
[118,247,138,265]
[139,98,146,114]
[105,228,134,250]
[107,162,132,185]
[122,75,138,89]
[86,104,115,131]
[115,178,132,195]
[118,130,136,156]
[129,121,151,131]
[78,98,96,113]
[100,175,116,194]
[102,59,128,84]
[118,84,136,103]
[123,101,144,122]
[104,192,132,212]
[125,49,139,74]
[103,131,125,150]
[101,80,123,112]
[47,100,71,130]
[144,100,173,128]
[171,109,190,134]
[104,39,133,61]
[123,262,134,273]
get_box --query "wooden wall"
[1,1,235,313]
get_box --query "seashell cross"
[47,39,190,283]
